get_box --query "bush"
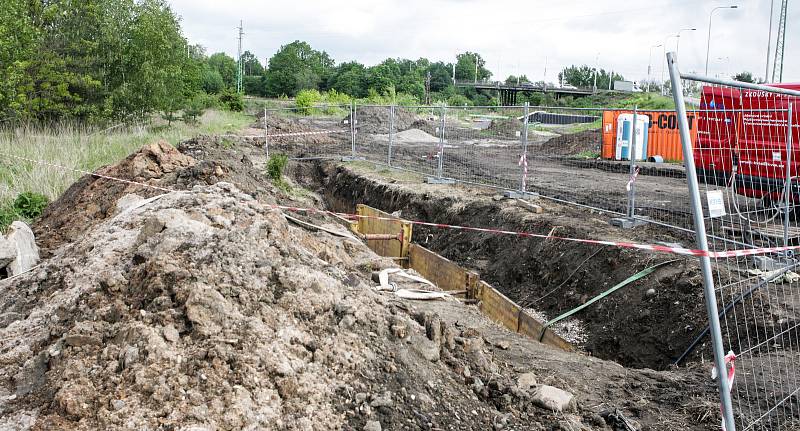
[447,94,472,107]
[296,89,322,114]
[13,192,49,220]
[266,153,290,191]
[182,96,207,124]
[218,89,244,112]
[0,192,49,230]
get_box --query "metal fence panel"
[261,105,352,160]
[670,51,800,431]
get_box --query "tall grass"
[0,109,251,208]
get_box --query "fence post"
[437,104,446,179]
[667,51,737,431]
[520,102,529,193]
[388,105,395,167]
[351,101,357,158]
[784,103,794,249]
[264,107,269,160]
[627,106,638,219]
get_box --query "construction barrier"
[602,110,697,162]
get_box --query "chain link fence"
[669,51,800,431]
[258,102,715,236]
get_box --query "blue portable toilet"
[615,114,650,161]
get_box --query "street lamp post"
[660,28,695,95]
[661,36,677,95]
[675,27,697,58]
[705,6,739,75]
[593,53,600,93]
[648,44,662,92]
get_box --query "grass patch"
[573,150,601,159]
[0,109,251,210]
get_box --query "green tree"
[329,62,368,98]
[733,71,756,83]
[241,50,264,76]
[264,40,333,97]
[208,52,238,89]
[0,0,200,122]
[558,65,594,88]
[201,67,225,94]
[427,62,454,92]
[455,52,491,82]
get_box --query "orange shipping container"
[601,110,697,162]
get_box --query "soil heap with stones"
[0,139,723,430]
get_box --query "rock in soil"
[5,221,39,276]
[530,385,575,413]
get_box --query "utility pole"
[425,71,431,105]
[772,0,788,82]
[474,54,478,83]
[236,20,244,93]
[593,53,599,93]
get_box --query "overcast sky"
[170,0,798,84]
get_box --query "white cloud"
[170,0,798,83]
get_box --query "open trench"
[290,160,718,371]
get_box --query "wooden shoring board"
[477,282,574,352]
[355,204,412,266]
[409,244,479,296]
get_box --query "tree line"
[2,0,641,124]
[0,0,247,124]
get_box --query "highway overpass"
[454,80,594,105]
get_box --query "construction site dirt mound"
[33,138,282,255]
[6,149,530,429]
[487,118,522,139]
[344,106,420,134]
[538,129,601,156]
[372,128,440,144]
[7,140,726,430]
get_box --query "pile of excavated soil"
[537,129,601,156]
[259,114,341,146]
[34,139,281,255]
[371,128,440,144]
[7,139,722,430]
[6,144,531,430]
[344,106,420,134]
[487,118,522,139]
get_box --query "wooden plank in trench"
[408,243,479,295]
[355,204,411,266]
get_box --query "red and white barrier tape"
[2,151,800,259]
[712,351,736,431]
[223,129,348,139]
[519,153,528,191]
[626,166,640,192]
[266,129,348,138]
